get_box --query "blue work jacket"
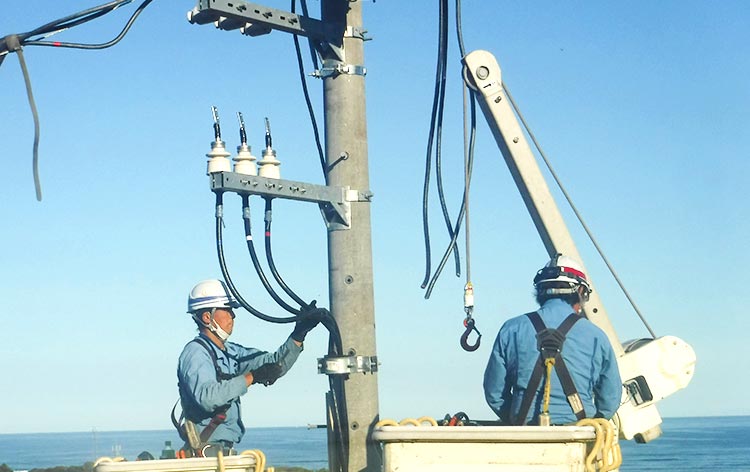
[177,333,302,444]
[483,298,622,425]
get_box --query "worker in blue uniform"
[176,279,320,457]
[483,255,622,425]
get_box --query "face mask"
[210,319,231,342]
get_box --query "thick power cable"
[432,0,462,280]
[216,193,297,324]
[240,196,302,315]
[424,91,476,298]
[263,198,310,308]
[291,0,327,181]
[503,85,657,338]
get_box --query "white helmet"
[187,279,240,314]
[533,254,591,298]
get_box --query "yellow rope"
[576,418,622,472]
[375,416,438,428]
[542,358,555,415]
[216,449,226,472]
[240,449,267,472]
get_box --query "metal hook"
[460,317,482,352]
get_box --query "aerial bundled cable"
[0,0,154,201]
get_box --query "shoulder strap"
[552,314,586,421]
[514,312,585,425]
[192,337,234,381]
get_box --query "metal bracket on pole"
[188,0,348,62]
[318,355,378,375]
[312,59,367,79]
[210,171,371,230]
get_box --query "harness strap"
[173,336,238,446]
[514,312,584,425]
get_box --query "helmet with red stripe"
[533,254,591,300]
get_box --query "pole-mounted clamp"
[318,355,378,375]
[312,60,367,79]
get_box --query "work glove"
[251,362,283,386]
[290,301,326,342]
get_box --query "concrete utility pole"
[322,2,380,471]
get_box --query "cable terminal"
[207,106,231,175]
[258,117,281,179]
[234,112,257,176]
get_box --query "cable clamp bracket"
[317,355,378,375]
[312,60,367,79]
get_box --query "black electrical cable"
[263,198,310,308]
[433,0,462,278]
[425,89,477,298]
[1,0,153,201]
[23,0,132,40]
[291,0,327,181]
[421,0,461,288]
[24,0,153,50]
[240,196,302,315]
[216,193,297,324]
[299,0,320,71]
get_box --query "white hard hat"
[533,254,591,296]
[187,279,240,313]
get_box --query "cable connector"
[463,282,475,314]
[234,112,257,176]
[206,106,231,175]
[258,117,281,179]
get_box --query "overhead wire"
[291,0,327,181]
[0,0,154,201]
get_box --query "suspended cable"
[424,90,476,298]
[24,0,154,50]
[291,0,327,181]
[503,85,657,338]
[421,0,462,288]
[0,0,154,201]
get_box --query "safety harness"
[514,312,586,425]
[172,336,239,452]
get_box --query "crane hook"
[460,316,482,352]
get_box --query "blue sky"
[1,1,747,435]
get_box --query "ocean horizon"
[1,416,748,471]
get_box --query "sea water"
[1,416,748,471]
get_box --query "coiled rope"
[576,418,622,472]
[375,416,439,428]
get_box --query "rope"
[576,418,622,472]
[542,358,555,417]
[240,449,268,472]
[375,416,439,428]
[216,449,226,472]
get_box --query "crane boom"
[462,50,696,443]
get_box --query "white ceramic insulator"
[234,145,258,176]
[258,149,281,179]
[206,141,232,175]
